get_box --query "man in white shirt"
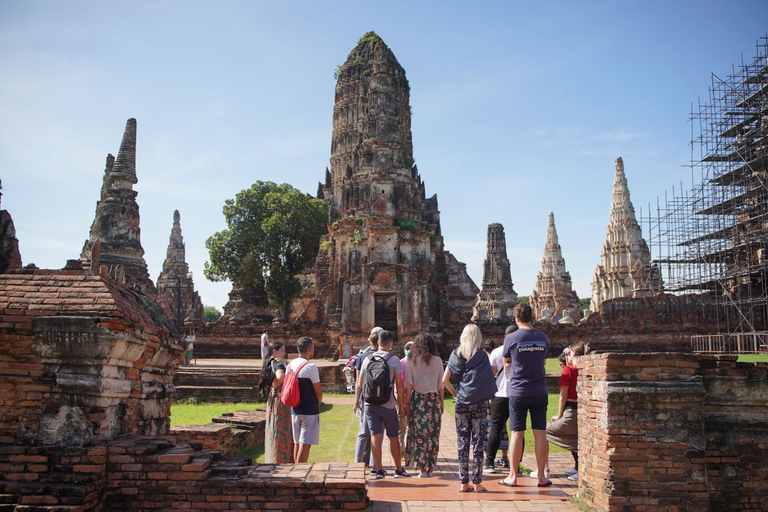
[260,330,269,359]
[484,325,516,473]
[289,336,323,463]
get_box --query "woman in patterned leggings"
[442,324,496,492]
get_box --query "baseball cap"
[370,326,384,335]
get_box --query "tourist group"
[256,303,589,492]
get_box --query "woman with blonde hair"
[404,333,444,477]
[443,324,495,492]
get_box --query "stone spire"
[471,223,517,324]
[292,32,478,335]
[80,118,157,297]
[322,32,419,222]
[0,180,23,273]
[531,213,580,323]
[591,157,662,311]
[156,210,204,326]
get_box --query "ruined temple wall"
[579,353,768,511]
[0,269,183,510]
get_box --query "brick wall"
[579,353,768,511]
[105,436,366,511]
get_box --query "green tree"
[204,306,222,323]
[579,297,591,310]
[516,296,530,304]
[204,181,328,319]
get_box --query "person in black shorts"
[498,303,551,488]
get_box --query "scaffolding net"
[647,36,768,353]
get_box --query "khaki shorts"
[291,413,320,445]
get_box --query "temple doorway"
[374,293,398,334]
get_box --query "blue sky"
[2,1,766,310]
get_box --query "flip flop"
[537,480,553,487]
[474,484,487,493]
[459,484,472,492]
[498,479,517,487]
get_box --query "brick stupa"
[531,213,580,323]
[471,223,517,324]
[590,157,662,311]
[156,210,204,325]
[292,32,478,337]
[80,118,157,298]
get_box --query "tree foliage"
[204,181,328,318]
[203,306,222,323]
[579,297,592,311]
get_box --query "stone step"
[209,457,253,478]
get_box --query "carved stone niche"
[31,316,147,445]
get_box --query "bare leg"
[295,443,311,463]
[532,429,550,485]
[371,433,384,470]
[504,430,524,485]
[388,436,403,472]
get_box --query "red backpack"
[280,360,310,408]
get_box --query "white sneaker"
[568,473,578,481]
[418,471,430,478]
[564,468,578,476]
[529,469,551,479]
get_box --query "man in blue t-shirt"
[499,303,551,488]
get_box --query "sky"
[1,1,767,311]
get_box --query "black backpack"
[362,353,396,405]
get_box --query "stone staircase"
[174,366,263,403]
[173,361,350,403]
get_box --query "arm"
[555,385,567,420]
[313,381,323,405]
[354,369,363,413]
[272,368,285,388]
[442,367,456,397]
[394,374,404,417]
[404,385,413,415]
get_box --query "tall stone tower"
[471,223,517,323]
[531,213,580,322]
[293,32,478,336]
[80,118,157,298]
[156,211,204,326]
[590,157,662,311]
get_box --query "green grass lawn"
[545,357,563,374]
[737,354,768,363]
[170,400,265,428]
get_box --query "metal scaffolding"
[647,36,768,353]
